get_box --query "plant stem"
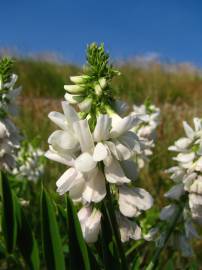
[145,204,183,270]
[104,183,128,270]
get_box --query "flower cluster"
[64,43,120,115]
[132,102,160,168]
[0,58,21,171]
[158,118,202,256]
[46,44,153,243]
[13,143,45,182]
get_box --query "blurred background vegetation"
[9,57,202,267]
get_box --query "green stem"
[104,183,128,270]
[145,204,183,270]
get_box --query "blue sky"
[1,0,202,66]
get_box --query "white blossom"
[78,206,101,243]
[131,103,160,168]
[0,118,20,171]
[13,144,44,182]
[0,73,21,115]
[116,212,141,242]
[118,186,153,218]
[159,117,202,256]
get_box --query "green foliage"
[66,195,91,270]
[0,57,14,84]
[40,188,65,270]
[100,204,121,270]
[14,193,40,270]
[0,172,17,253]
[86,43,119,80]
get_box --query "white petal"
[160,204,177,220]
[73,119,94,153]
[56,168,78,195]
[48,130,78,151]
[105,158,131,184]
[114,100,129,116]
[75,152,97,172]
[64,93,83,104]
[93,114,111,142]
[117,213,141,242]
[113,140,132,160]
[189,179,202,194]
[120,160,138,181]
[78,207,101,243]
[78,206,91,223]
[64,84,85,93]
[183,121,194,139]
[48,111,67,130]
[70,75,89,84]
[93,142,108,161]
[164,184,184,200]
[193,117,202,132]
[195,156,202,172]
[61,101,79,127]
[175,137,192,150]
[82,168,106,203]
[69,177,85,203]
[119,195,140,217]
[119,186,153,217]
[119,131,141,153]
[105,141,119,160]
[174,153,195,163]
[189,193,202,206]
[110,115,139,138]
[78,98,92,112]
[45,149,73,166]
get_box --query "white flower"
[45,101,80,166]
[131,103,160,168]
[0,73,21,115]
[116,212,141,242]
[160,204,177,220]
[164,183,185,200]
[78,206,101,243]
[161,117,202,257]
[0,118,20,171]
[13,144,44,182]
[118,186,153,218]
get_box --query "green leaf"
[0,172,17,252]
[41,188,65,270]
[14,194,40,270]
[87,245,101,270]
[131,255,141,270]
[164,258,174,270]
[66,195,90,270]
[100,204,121,270]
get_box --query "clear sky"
[1,0,202,66]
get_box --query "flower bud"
[64,93,84,104]
[70,75,90,84]
[78,97,92,112]
[94,77,107,96]
[64,84,85,93]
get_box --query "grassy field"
[12,57,202,266]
